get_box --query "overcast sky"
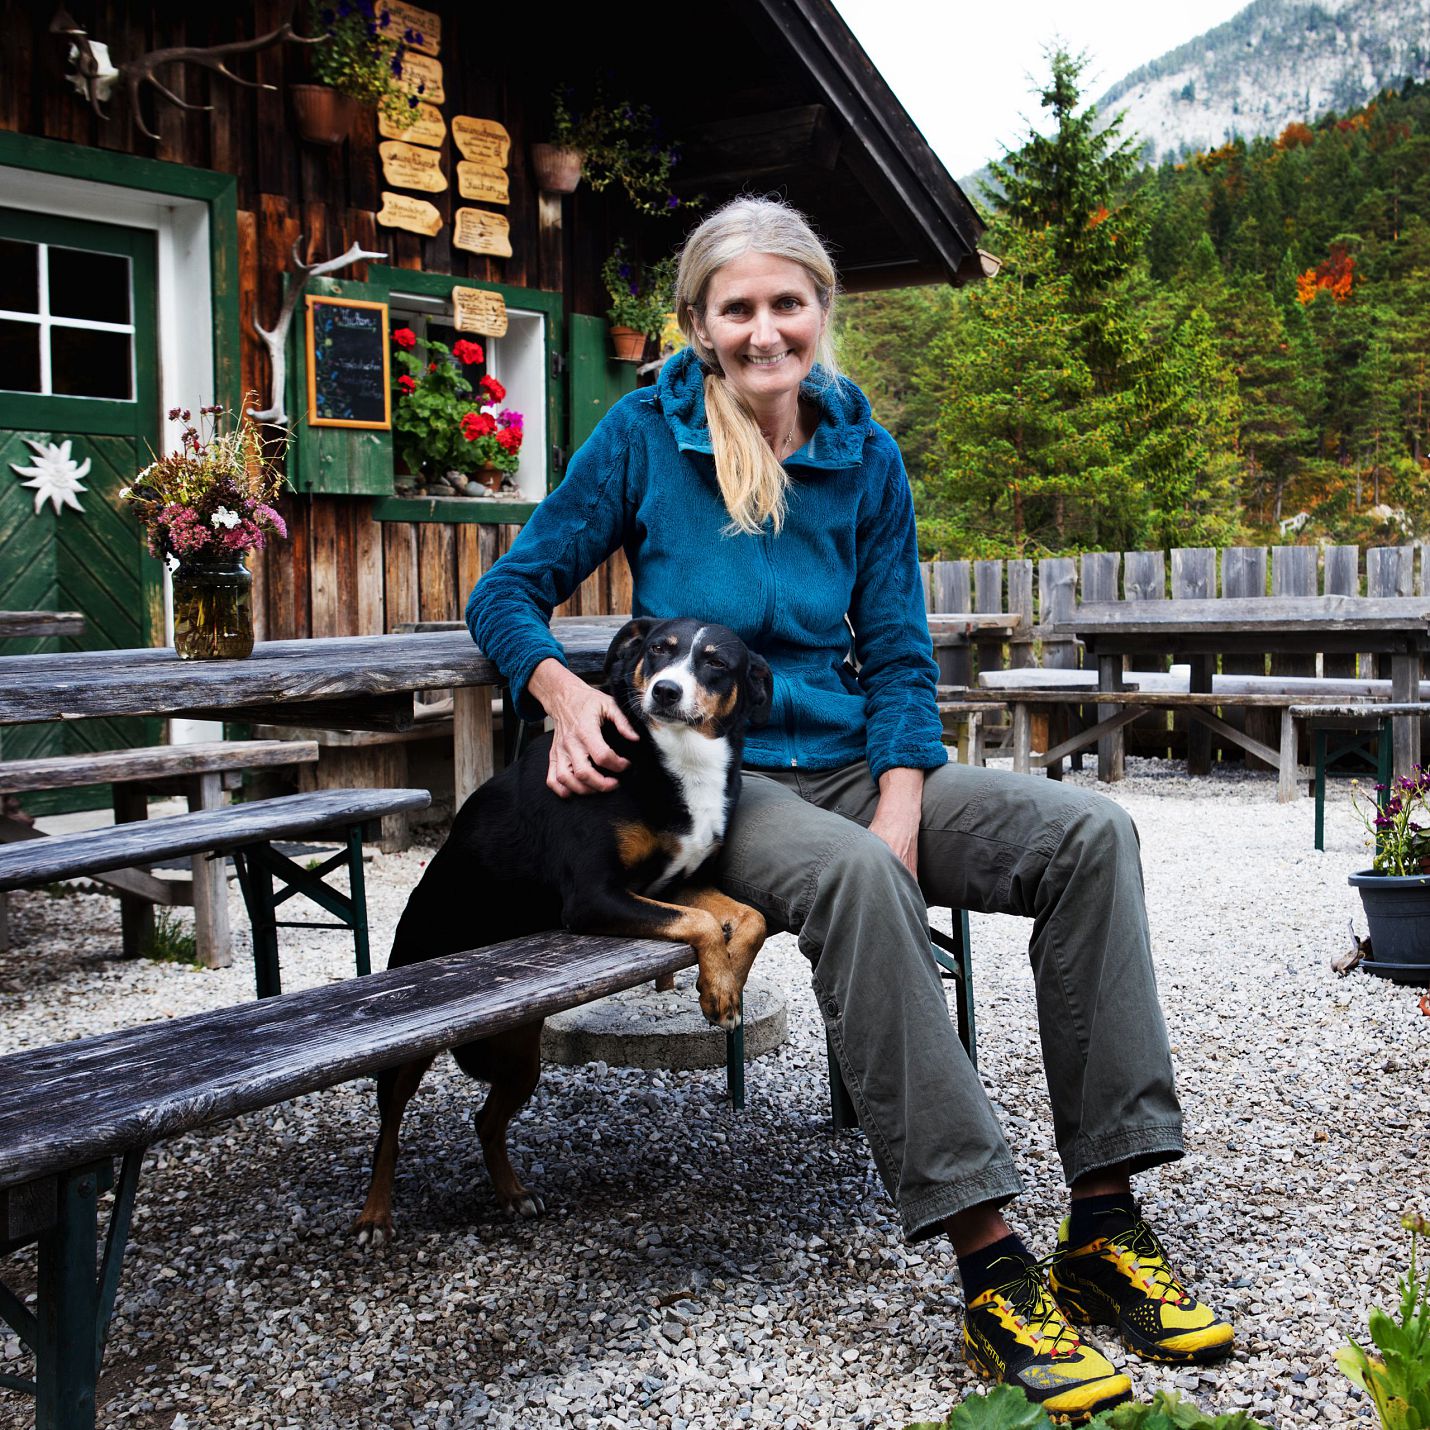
[831,0,1252,178]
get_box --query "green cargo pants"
[713,760,1184,1243]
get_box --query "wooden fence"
[921,543,1430,682]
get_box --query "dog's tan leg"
[353,1053,436,1245]
[675,886,767,990]
[455,1022,547,1217]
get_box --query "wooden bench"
[1289,703,1428,850]
[0,788,429,999]
[0,740,320,963]
[0,931,707,1430]
[974,689,1376,801]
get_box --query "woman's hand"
[527,657,640,799]
[868,767,925,880]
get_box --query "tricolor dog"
[354,617,772,1240]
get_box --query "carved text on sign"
[378,100,446,148]
[452,208,512,258]
[377,191,442,237]
[457,162,509,205]
[386,1,441,55]
[452,286,509,337]
[399,52,444,106]
[380,140,448,193]
[451,116,511,167]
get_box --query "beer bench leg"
[232,822,376,999]
[0,1151,143,1430]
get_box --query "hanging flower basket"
[290,84,361,146]
[608,326,647,363]
[530,143,583,193]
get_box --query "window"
[0,238,136,401]
[387,288,548,503]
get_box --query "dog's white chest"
[648,725,732,889]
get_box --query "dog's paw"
[499,1189,546,1219]
[697,980,743,1033]
[351,1214,393,1247]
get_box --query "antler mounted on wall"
[250,238,388,428]
[51,7,319,142]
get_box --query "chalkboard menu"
[304,296,392,429]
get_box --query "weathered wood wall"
[0,1,637,645]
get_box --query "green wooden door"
[0,207,161,811]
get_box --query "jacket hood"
[654,346,872,469]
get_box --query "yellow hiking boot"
[1050,1215,1234,1365]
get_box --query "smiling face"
[691,251,827,413]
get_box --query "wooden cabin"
[0,0,982,801]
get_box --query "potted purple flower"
[121,403,288,660]
[1348,769,1430,979]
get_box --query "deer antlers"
[51,7,320,142]
[250,238,388,427]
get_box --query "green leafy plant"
[601,241,677,339]
[141,909,200,966]
[390,328,523,476]
[1336,1213,1430,1430]
[1351,772,1430,876]
[306,1,419,122]
[549,87,699,216]
[903,1385,1270,1430]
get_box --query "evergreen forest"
[837,51,1430,558]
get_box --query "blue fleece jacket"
[465,346,947,781]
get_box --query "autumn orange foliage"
[1276,121,1315,150]
[1296,245,1356,304]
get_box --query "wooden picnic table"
[0,610,85,639]
[1054,596,1430,782]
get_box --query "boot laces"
[990,1252,1083,1357]
[1108,1219,1189,1304]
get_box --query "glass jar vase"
[171,557,254,660]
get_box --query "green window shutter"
[567,314,639,460]
[288,275,394,497]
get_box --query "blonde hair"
[675,197,840,534]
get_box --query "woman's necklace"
[774,401,802,460]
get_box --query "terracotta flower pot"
[475,466,507,493]
[291,84,361,146]
[531,143,583,193]
[608,326,648,363]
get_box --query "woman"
[467,196,1231,1419]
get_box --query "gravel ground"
[2,759,1427,1429]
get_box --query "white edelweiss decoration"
[210,506,241,530]
[10,438,91,516]
[165,553,180,574]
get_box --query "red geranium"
[496,426,522,454]
[452,339,485,366]
[479,374,506,403]
[392,327,417,350]
[397,374,417,394]
[460,410,497,441]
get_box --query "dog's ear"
[745,651,773,726]
[603,618,654,685]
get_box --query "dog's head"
[604,618,772,739]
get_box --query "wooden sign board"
[453,208,512,258]
[399,53,444,107]
[452,286,509,337]
[380,140,447,193]
[451,116,511,167]
[377,191,442,236]
[304,296,391,429]
[457,161,509,205]
[387,1,441,55]
[378,101,446,148]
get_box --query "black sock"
[957,1232,1036,1302]
[1068,1192,1138,1247]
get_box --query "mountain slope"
[1094,0,1430,162]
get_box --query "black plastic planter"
[1349,870,1430,973]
